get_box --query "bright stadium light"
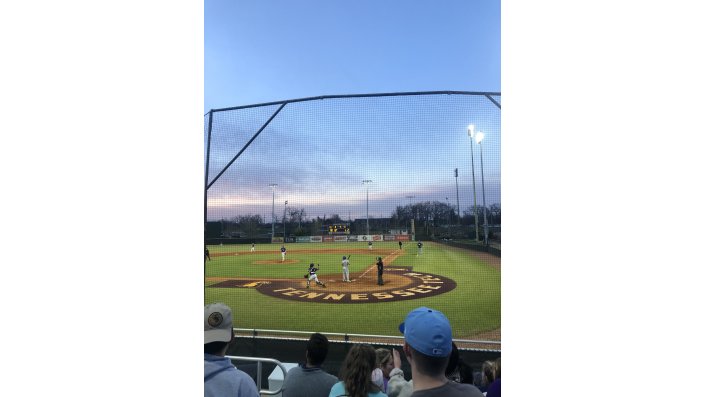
[467,125,480,242]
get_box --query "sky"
[204,0,501,222]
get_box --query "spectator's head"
[493,357,501,379]
[481,360,496,387]
[305,332,329,367]
[375,348,394,378]
[204,303,234,356]
[339,344,381,397]
[399,307,452,378]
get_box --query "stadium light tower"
[468,125,480,242]
[268,183,277,240]
[363,179,372,235]
[455,168,460,226]
[283,200,288,241]
[476,131,489,245]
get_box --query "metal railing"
[233,328,501,351]
[225,355,289,395]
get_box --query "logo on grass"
[208,267,456,304]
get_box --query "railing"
[233,328,501,352]
[225,355,289,395]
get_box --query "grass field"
[205,241,500,340]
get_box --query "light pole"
[446,197,450,228]
[468,125,480,242]
[476,131,489,245]
[362,180,372,235]
[455,168,460,226]
[268,183,277,240]
[283,200,288,241]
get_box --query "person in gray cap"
[396,307,483,397]
[204,303,259,397]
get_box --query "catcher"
[304,263,326,288]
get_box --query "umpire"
[376,257,384,286]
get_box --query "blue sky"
[205,0,501,222]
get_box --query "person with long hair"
[329,344,387,397]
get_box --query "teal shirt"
[328,381,388,397]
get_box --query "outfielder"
[305,263,327,288]
[417,241,423,255]
[280,246,287,262]
[341,255,351,282]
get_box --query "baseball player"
[280,246,287,262]
[398,241,403,250]
[305,263,327,288]
[417,241,423,255]
[376,257,384,286]
[250,243,255,252]
[205,246,211,262]
[341,255,351,282]
[368,241,373,250]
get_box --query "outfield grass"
[205,241,500,339]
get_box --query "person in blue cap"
[395,307,483,397]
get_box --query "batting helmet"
[342,256,346,260]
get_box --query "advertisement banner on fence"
[372,235,382,241]
[384,235,395,241]
[296,236,311,243]
[271,237,284,243]
[310,236,322,243]
[334,236,348,242]
[396,234,411,241]
[347,235,358,241]
[323,236,334,242]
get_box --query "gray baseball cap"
[204,303,233,344]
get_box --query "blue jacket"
[205,353,259,397]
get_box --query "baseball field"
[205,240,500,343]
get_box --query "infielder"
[417,241,423,255]
[341,255,351,282]
[368,241,373,250]
[205,246,211,262]
[280,246,287,262]
[305,263,327,288]
[250,243,255,252]
[398,241,403,250]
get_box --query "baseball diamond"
[204,241,500,342]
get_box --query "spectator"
[397,307,483,396]
[371,348,397,393]
[329,344,387,397]
[204,303,259,397]
[281,332,338,397]
[387,343,466,397]
[479,360,496,395]
[485,357,500,397]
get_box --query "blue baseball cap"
[398,307,452,357]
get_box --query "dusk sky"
[204,0,501,222]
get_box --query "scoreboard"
[327,224,350,235]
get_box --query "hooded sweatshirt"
[205,353,259,397]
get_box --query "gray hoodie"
[204,353,259,397]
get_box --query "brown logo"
[208,267,456,304]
